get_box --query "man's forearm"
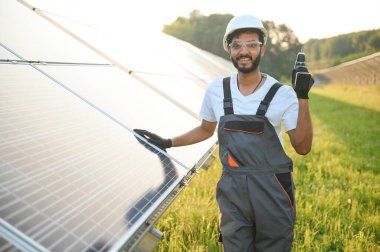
[171,120,217,147]
[171,126,215,147]
[292,99,313,155]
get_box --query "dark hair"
[227,28,265,45]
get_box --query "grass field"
[153,84,380,252]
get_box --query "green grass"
[290,87,380,251]
[153,84,380,252]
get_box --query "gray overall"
[217,77,296,252]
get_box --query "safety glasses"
[229,40,262,51]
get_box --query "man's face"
[228,32,266,74]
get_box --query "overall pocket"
[274,172,295,209]
[226,148,244,167]
[224,121,264,135]
[223,120,264,166]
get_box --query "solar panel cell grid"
[0,64,186,251]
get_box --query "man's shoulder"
[264,75,292,92]
[206,76,227,93]
[276,82,294,95]
[209,76,227,87]
[261,75,295,101]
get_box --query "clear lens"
[229,40,262,50]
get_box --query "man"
[135,14,313,252]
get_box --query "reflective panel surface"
[0,64,185,251]
[0,0,233,251]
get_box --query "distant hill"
[303,29,380,70]
[315,52,380,85]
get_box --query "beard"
[231,52,261,74]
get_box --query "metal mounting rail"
[0,218,49,252]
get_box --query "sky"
[24,0,380,43]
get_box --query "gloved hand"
[291,66,315,99]
[133,129,172,150]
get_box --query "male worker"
[135,14,313,252]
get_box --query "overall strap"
[223,77,234,115]
[256,83,282,116]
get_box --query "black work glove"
[291,66,315,99]
[133,129,172,150]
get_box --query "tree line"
[163,10,380,81]
[303,29,380,68]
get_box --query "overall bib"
[217,77,296,252]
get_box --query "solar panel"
[0,0,232,251]
[0,61,189,251]
[20,0,235,116]
[0,0,218,168]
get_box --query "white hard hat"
[223,15,268,52]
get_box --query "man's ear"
[260,44,266,57]
[228,47,232,56]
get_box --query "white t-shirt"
[199,73,299,144]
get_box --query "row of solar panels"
[0,0,234,251]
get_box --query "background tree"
[260,21,301,81]
[164,11,233,60]
[303,29,380,68]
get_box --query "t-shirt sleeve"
[199,85,217,122]
[282,86,299,132]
